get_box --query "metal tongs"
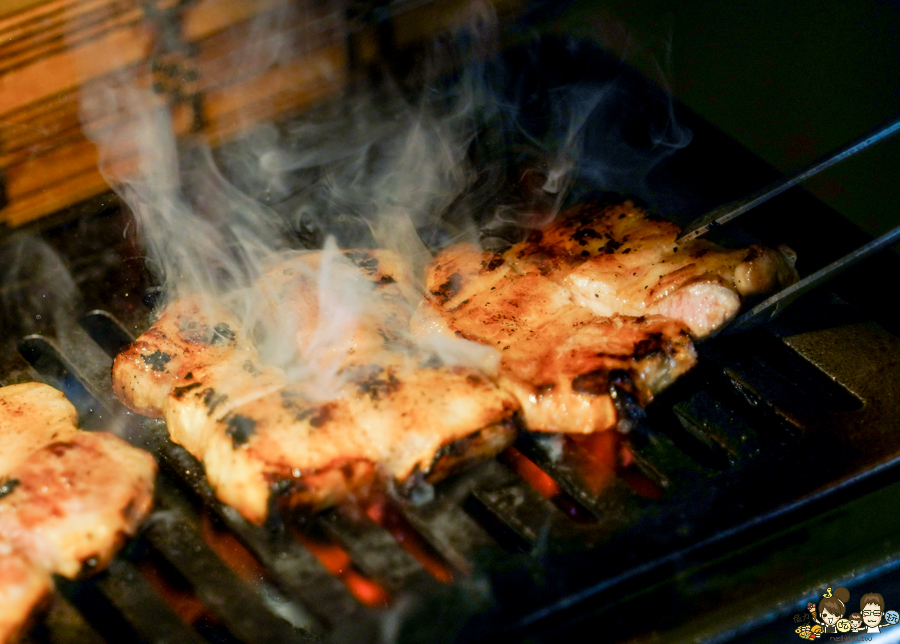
[675,115,900,333]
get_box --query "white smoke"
[73,0,691,394]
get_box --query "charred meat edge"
[265,418,518,511]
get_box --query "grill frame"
[3,35,900,644]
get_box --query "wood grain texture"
[0,0,526,228]
[0,0,348,227]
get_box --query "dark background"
[500,4,900,641]
[546,0,900,244]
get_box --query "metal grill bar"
[15,233,900,644]
[389,470,499,574]
[23,592,106,644]
[5,60,900,642]
[512,434,651,526]
[467,460,570,548]
[144,422,372,630]
[622,431,707,492]
[314,511,433,593]
[672,392,755,467]
[142,515,315,644]
[55,571,161,644]
[0,349,40,387]
[93,559,208,644]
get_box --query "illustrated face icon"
[863,603,883,627]
[821,609,838,625]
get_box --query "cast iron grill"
[4,41,900,644]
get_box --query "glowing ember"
[288,526,389,608]
[362,494,454,584]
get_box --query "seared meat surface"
[510,201,798,338]
[418,201,797,433]
[113,201,797,515]
[0,549,50,644]
[417,242,696,434]
[0,383,156,644]
[114,250,519,524]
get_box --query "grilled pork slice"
[417,243,696,434]
[113,250,519,524]
[0,548,51,644]
[506,201,799,338]
[419,201,797,433]
[112,296,244,419]
[0,383,156,643]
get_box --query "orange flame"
[289,527,389,608]
[201,512,268,585]
[499,447,560,498]
[137,559,219,628]
[362,494,454,584]
[567,433,663,499]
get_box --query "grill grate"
[5,45,900,644]
[6,195,900,644]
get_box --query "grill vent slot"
[80,310,135,358]
[17,335,105,428]
[713,331,864,419]
[11,296,888,644]
[5,199,898,644]
[651,402,734,471]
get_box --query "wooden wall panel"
[0,0,527,229]
[0,0,347,228]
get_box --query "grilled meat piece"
[418,201,795,433]
[0,549,51,644]
[113,250,519,524]
[0,383,156,643]
[417,242,696,434]
[112,296,245,419]
[508,201,798,338]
